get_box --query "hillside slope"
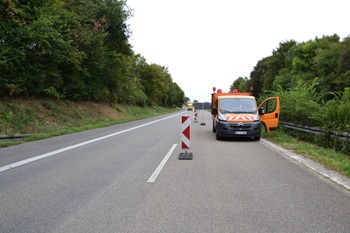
[0,99,178,144]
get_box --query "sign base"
[179,151,193,160]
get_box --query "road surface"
[1,110,350,232]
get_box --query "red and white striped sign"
[181,115,190,150]
[194,110,198,122]
[227,116,253,121]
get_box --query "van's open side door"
[258,97,280,132]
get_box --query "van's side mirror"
[258,107,265,115]
[212,107,218,115]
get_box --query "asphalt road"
[1,110,350,232]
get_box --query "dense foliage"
[257,80,350,154]
[0,0,185,107]
[257,79,350,131]
[229,34,350,153]
[230,34,350,99]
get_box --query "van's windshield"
[219,98,257,113]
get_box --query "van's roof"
[218,96,255,100]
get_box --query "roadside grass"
[0,98,180,148]
[262,130,350,178]
[0,140,23,148]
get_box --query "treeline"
[229,34,350,154]
[230,34,350,99]
[0,0,185,107]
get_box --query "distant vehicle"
[211,87,280,140]
[187,103,193,111]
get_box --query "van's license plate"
[235,131,247,135]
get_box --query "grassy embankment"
[0,98,180,148]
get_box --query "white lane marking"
[0,112,184,174]
[147,144,177,183]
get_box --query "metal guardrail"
[0,134,37,141]
[281,122,350,143]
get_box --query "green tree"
[95,0,133,56]
[1,0,76,97]
[0,0,186,108]
[174,83,185,107]
[230,77,248,92]
[314,38,340,95]
[138,62,168,105]
[262,40,296,91]
[248,58,268,97]
[290,35,339,87]
[272,68,293,90]
[334,36,350,92]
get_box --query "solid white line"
[147,144,177,183]
[0,112,184,174]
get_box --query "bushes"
[259,79,350,154]
[322,88,350,132]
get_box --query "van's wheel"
[216,129,221,140]
[254,135,261,141]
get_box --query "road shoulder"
[261,139,350,192]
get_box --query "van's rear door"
[258,97,280,132]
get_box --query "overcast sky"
[126,0,350,102]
